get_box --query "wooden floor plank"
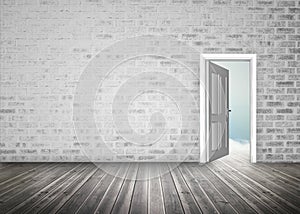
[196,164,257,214]
[179,164,218,214]
[0,163,16,171]
[129,163,149,214]
[0,158,299,214]
[220,158,300,210]
[38,164,97,214]
[0,163,43,184]
[168,163,202,214]
[160,163,184,214]
[227,155,300,196]
[111,163,139,214]
[6,164,85,214]
[76,163,122,214]
[0,163,79,213]
[0,163,54,197]
[148,163,165,214]
[207,161,276,214]
[230,152,300,179]
[229,154,300,188]
[56,168,106,214]
[94,163,130,214]
[205,163,264,214]
[185,163,238,214]
[258,163,300,181]
[266,164,300,179]
[212,160,300,214]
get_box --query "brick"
[277,14,295,20]
[266,102,284,107]
[287,88,300,94]
[266,128,284,134]
[288,21,300,27]
[0,109,16,114]
[276,108,293,114]
[265,141,284,147]
[267,74,285,80]
[287,128,300,133]
[0,149,17,155]
[275,135,294,140]
[288,61,300,68]
[257,108,273,114]
[276,55,295,60]
[288,7,300,13]
[248,7,265,13]
[289,48,300,54]
[288,35,300,40]
[276,95,295,100]
[277,1,296,7]
[277,41,296,47]
[256,28,275,34]
[288,75,300,80]
[275,122,294,127]
[286,141,300,147]
[256,1,274,6]
[276,81,294,87]
[287,102,300,107]
[266,154,283,160]
[276,28,295,34]
[268,7,285,13]
[257,135,273,140]
[286,154,300,161]
[275,148,293,153]
[267,21,286,27]
[266,115,285,120]
[257,95,274,100]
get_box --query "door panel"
[208,62,229,162]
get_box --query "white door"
[208,62,229,161]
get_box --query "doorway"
[199,54,257,163]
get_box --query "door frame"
[199,54,257,163]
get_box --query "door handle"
[228,109,231,112]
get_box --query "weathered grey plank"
[179,164,218,214]
[267,163,300,179]
[228,155,300,196]
[1,163,79,213]
[111,163,138,214]
[160,163,184,214]
[6,164,85,214]
[213,160,300,214]
[207,161,275,214]
[0,163,53,197]
[38,165,97,214]
[168,163,202,214]
[220,158,300,210]
[76,163,121,214]
[148,163,165,214]
[185,163,237,214]
[130,163,149,214]
[94,163,130,214]
[56,168,106,214]
[230,152,300,179]
[0,159,299,214]
[195,164,256,214]
[0,163,43,183]
[0,163,14,170]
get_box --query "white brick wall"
[0,0,299,162]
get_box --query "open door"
[208,62,229,162]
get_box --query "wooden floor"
[0,153,300,214]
